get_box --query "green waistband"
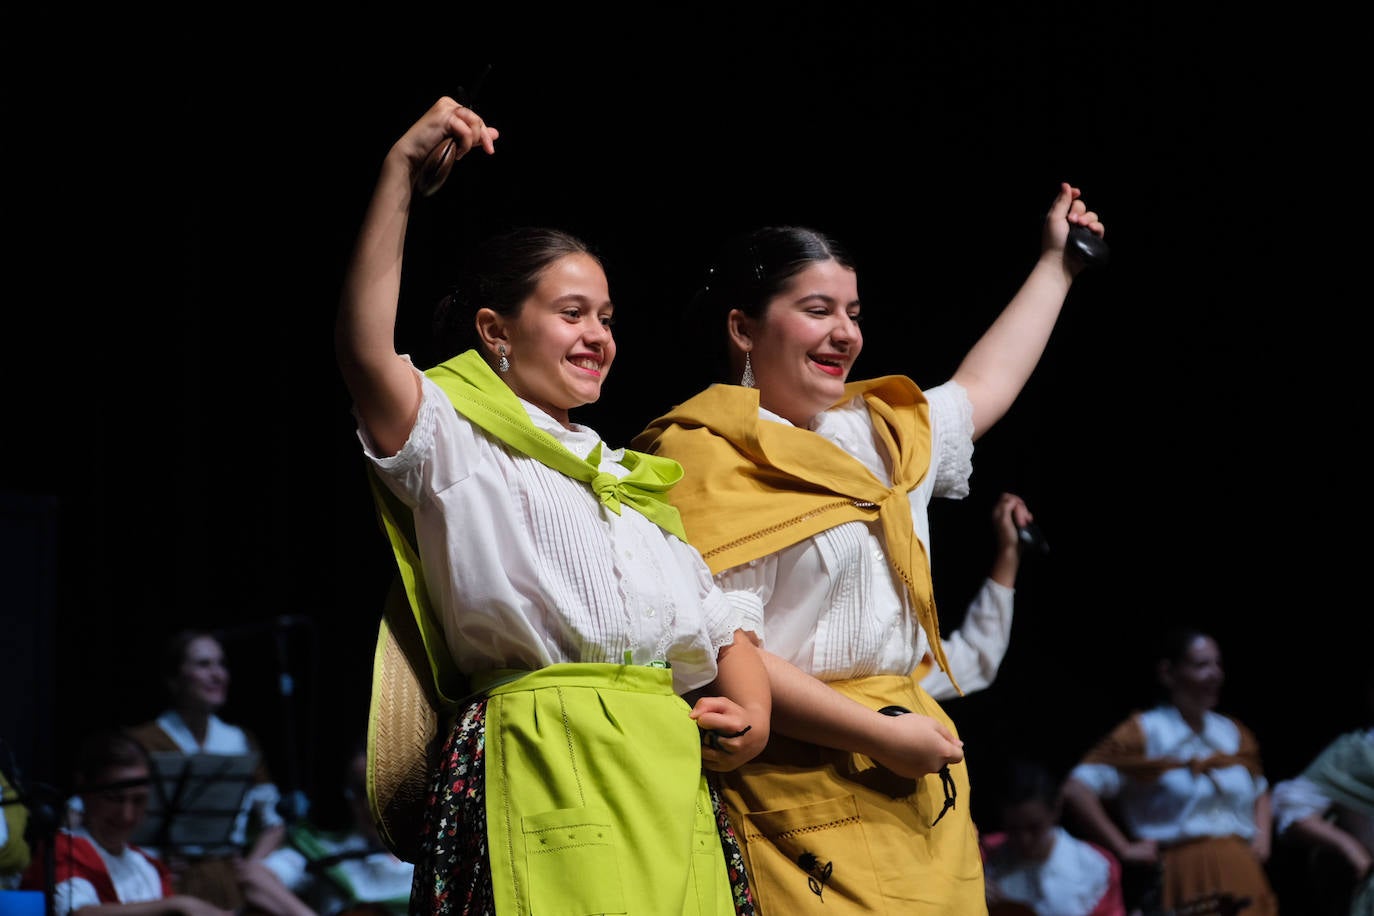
[473,662,676,698]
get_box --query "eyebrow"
[796,293,860,309]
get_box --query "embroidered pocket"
[522,806,626,915]
[739,795,878,914]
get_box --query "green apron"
[478,664,735,915]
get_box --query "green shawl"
[370,348,692,705]
[1301,729,1374,816]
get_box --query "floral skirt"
[409,696,756,915]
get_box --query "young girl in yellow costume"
[336,95,770,915]
[634,186,1105,914]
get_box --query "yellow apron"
[714,675,985,915]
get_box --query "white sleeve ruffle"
[716,558,773,647]
[924,380,974,499]
[1271,775,1332,834]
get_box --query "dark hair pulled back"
[684,226,856,385]
[432,226,600,361]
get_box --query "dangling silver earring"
[740,352,755,388]
[736,351,758,387]
[498,345,510,374]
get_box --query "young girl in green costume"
[335,95,770,915]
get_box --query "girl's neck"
[176,705,212,744]
[1174,701,1206,733]
[90,831,126,857]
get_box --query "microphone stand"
[273,623,310,824]
[216,616,314,824]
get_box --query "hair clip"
[747,244,765,281]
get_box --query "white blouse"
[715,380,974,680]
[1069,705,1270,843]
[983,826,1115,916]
[363,366,735,695]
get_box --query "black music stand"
[130,752,259,854]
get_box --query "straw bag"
[365,579,442,864]
[364,460,472,865]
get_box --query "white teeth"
[572,358,600,371]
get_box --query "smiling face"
[1162,633,1224,715]
[170,634,230,715]
[734,259,861,428]
[82,762,152,855]
[487,251,615,427]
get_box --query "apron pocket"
[523,805,626,915]
[739,794,879,914]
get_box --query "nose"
[583,317,612,344]
[117,799,145,824]
[831,315,860,345]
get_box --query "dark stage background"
[4,5,1365,832]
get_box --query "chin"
[808,384,847,410]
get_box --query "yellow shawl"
[632,375,958,690]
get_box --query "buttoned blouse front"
[715,380,974,681]
[362,366,733,695]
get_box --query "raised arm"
[918,491,1027,700]
[951,182,1105,441]
[334,97,498,458]
[986,491,1030,587]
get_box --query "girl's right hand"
[391,96,499,190]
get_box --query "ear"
[726,309,753,352]
[474,307,509,359]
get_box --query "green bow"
[427,350,688,541]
